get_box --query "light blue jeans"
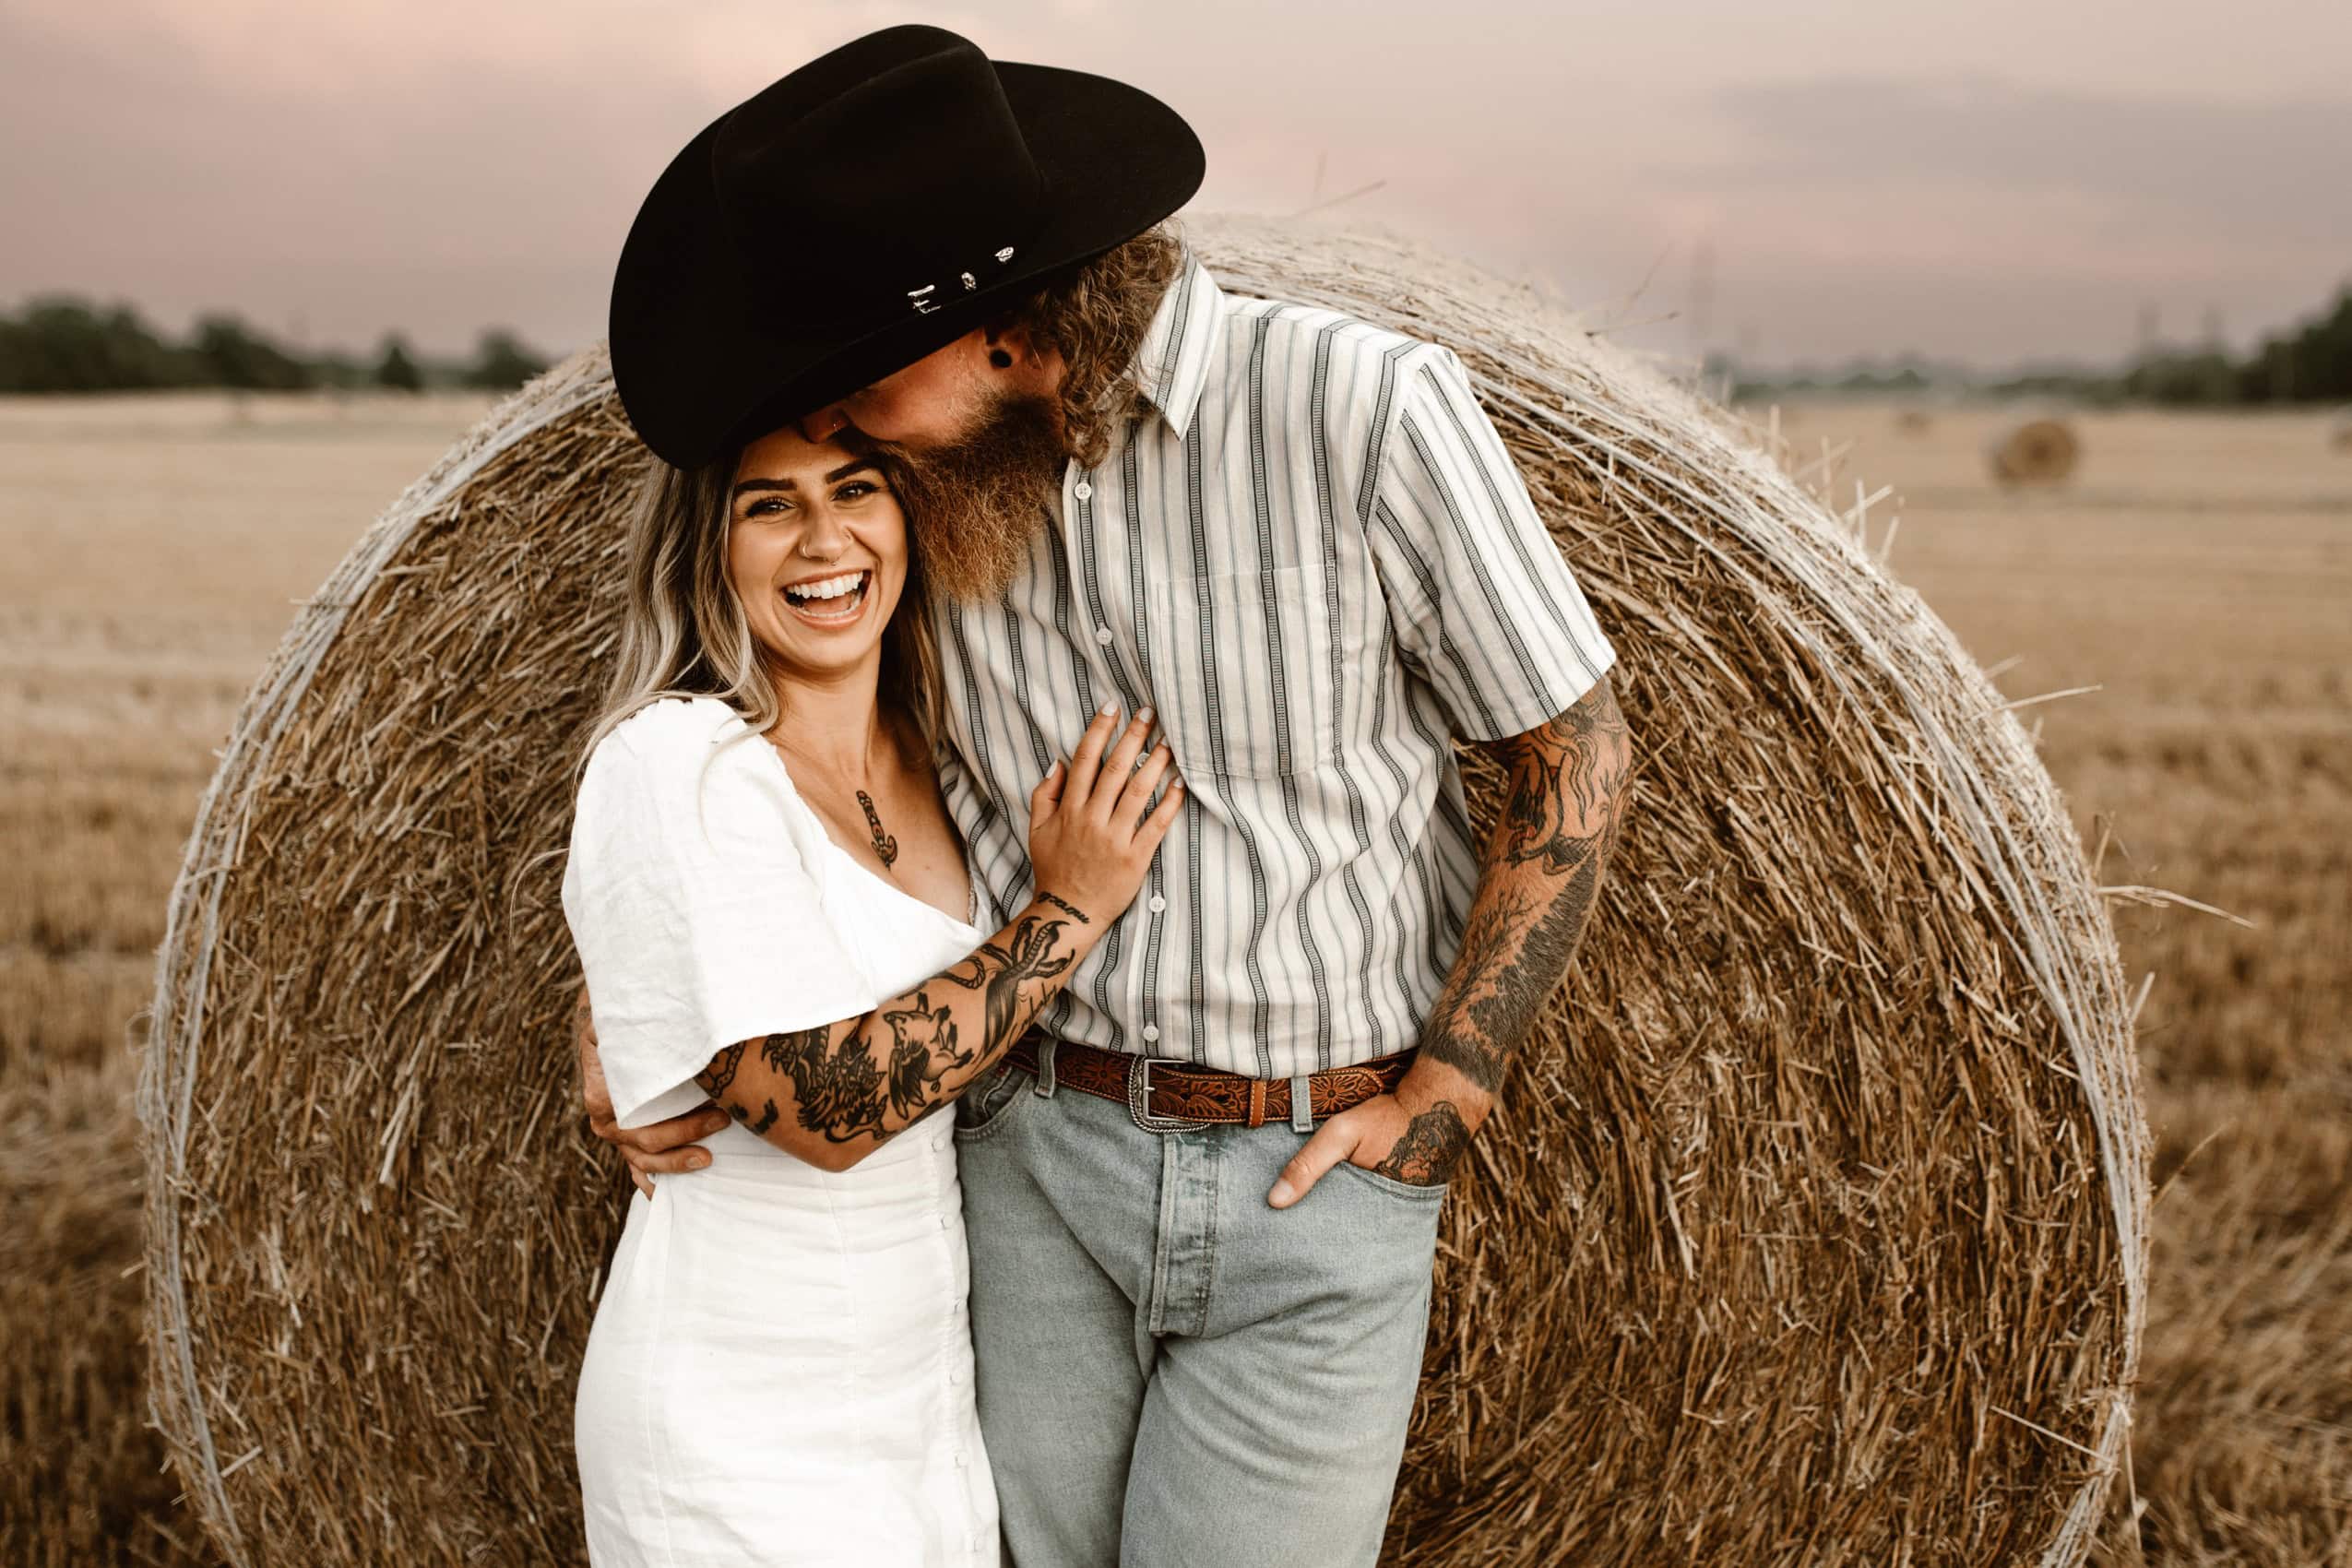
[952,1044,1444,1568]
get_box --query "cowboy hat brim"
[611,60,1204,470]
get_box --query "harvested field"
[2,391,2345,1565]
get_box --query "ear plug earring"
[988,349,1014,369]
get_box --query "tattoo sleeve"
[1416,676,1630,1107]
[688,897,1095,1166]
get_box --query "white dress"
[562,696,999,1568]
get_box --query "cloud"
[1695,75,2352,250]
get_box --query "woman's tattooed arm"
[688,900,1096,1170]
[1384,676,1632,1182]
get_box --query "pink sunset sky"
[4,0,2346,370]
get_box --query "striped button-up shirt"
[932,252,1617,1078]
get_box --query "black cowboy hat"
[609,25,1204,470]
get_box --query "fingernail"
[1135,706,1154,725]
[1048,758,1063,777]
[691,1152,710,1169]
[1099,699,1120,718]
[1268,1180,1296,1207]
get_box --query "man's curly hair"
[1000,223,1184,468]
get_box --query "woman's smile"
[780,567,873,627]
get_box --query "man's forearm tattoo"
[1372,1099,1469,1186]
[1421,887,1534,1094]
[1424,678,1627,1094]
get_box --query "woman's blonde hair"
[582,447,941,763]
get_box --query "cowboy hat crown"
[611,25,1204,469]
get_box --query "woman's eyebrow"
[730,459,877,500]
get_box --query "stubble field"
[1,390,2345,1565]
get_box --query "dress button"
[1073,481,1094,501]
[1093,625,1113,646]
[1147,895,1167,914]
[1141,1023,1161,1043]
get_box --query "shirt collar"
[1123,250,1222,441]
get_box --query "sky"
[3,0,2347,371]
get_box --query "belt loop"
[1289,1074,1315,1133]
[1032,1037,1059,1098]
[1246,1079,1267,1129]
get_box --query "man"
[586,25,1630,1568]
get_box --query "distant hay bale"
[2329,412,2352,452]
[1894,406,1932,434]
[1988,415,2083,486]
[141,216,2147,1568]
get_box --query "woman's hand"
[1026,701,1183,926]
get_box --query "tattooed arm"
[1270,674,1631,1203]
[686,704,1183,1173]
[690,898,1083,1169]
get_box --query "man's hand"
[1266,1085,1472,1207]
[576,987,726,1197]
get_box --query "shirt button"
[937,1215,950,1229]
[1147,895,1167,914]
[1141,1024,1161,1043]
[953,1451,968,1469]
[1073,481,1094,501]
[1093,626,1113,646]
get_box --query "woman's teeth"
[784,571,869,619]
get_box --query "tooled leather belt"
[1003,1029,1414,1132]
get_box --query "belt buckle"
[1127,1056,1213,1134]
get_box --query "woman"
[561,419,1182,1566]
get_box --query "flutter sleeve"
[561,701,872,1127]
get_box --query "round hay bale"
[1894,406,1933,434]
[1987,415,2082,486]
[142,216,2147,1568]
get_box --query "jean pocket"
[952,1062,1030,1140]
[1332,1158,1450,1203]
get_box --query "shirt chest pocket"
[1142,565,1347,780]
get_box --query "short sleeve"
[1365,345,1618,741]
[561,701,873,1127]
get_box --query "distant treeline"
[1733,282,2352,407]
[0,297,552,394]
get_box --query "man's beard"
[876,387,1066,603]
